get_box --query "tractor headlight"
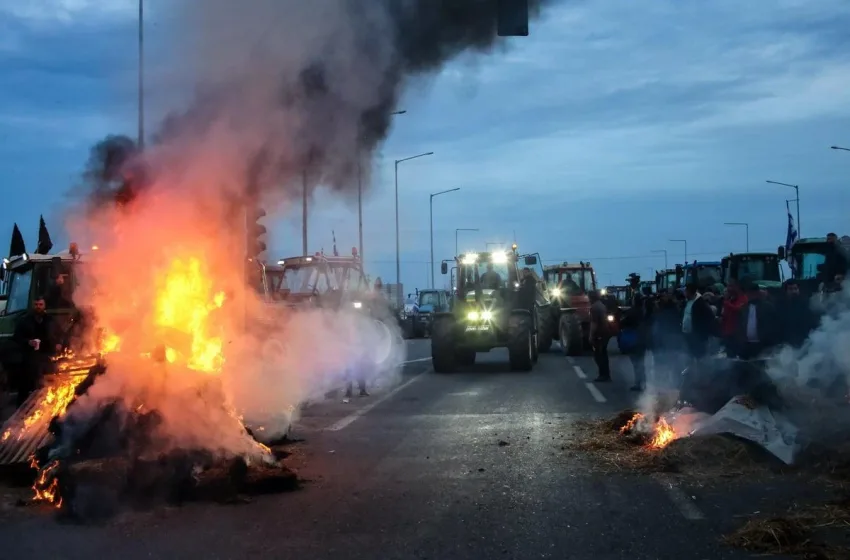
[352,301,362,309]
[550,288,561,297]
[600,288,607,296]
[481,310,493,320]
[467,310,479,320]
[607,314,615,322]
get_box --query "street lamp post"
[395,151,434,307]
[724,222,749,251]
[357,110,407,265]
[429,188,460,288]
[669,239,687,265]
[651,249,668,269]
[138,0,144,148]
[766,180,800,238]
[455,228,478,256]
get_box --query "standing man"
[12,296,61,406]
[779,279,818,348]
[681,283,714,360]
[623,275,649,392]
[720,279,747,357]
[588,290,611,382]
[736,279,780,359]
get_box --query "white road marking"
[572,365,587,379]
[402,357,431,364]
[566,356,575,364]
[653,475,705,520]
[326,373,426,431]
[584,382,607,403]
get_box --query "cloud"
[0,0,137,25]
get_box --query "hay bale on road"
[658,434,785,477]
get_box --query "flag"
[785,200,798,273]
[9,223,25,257]
[36,215,53,254]
[332,230,339,256]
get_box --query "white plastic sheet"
[685,396,800,464]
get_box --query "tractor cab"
[781,236,850,296]
[675,261,723,292]
[273,250,370,311]
[655,269,678,293]
[543,261,597,305]
[0,243,102,377]
[721,253,783,293]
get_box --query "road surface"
[0,339,792,559]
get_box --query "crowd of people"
[588,270,843,393]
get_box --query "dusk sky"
[2,0,849,292]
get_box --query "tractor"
[655,269,677,293]
[542,261,597,356]
[780,235,850,297]
[431,247,541,372]
[720,253,783,295]
[675,261,723,293]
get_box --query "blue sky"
[2,0,850,292]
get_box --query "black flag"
[9,223,26,257]
[36,215,53,254]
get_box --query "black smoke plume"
[80,0,553,204]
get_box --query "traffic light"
[246,206,267,262]
[497,0,529,37]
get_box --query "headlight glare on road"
[467,310,479,320]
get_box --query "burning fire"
[620,412,678,450]
[152,257,226,372]
[2,379,85,444]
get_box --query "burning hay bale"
[568,409,787,478]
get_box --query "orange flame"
[620,412,678,450]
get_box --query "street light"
[724,222,749,251]
[766,180,800,238]
[455,228,478,255]
[651,249,668,269]
[395,151,434,307]
[430,188,460,288]
[669,239,687,265]
[357,109,408,264]
[830,145,850,152]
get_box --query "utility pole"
[429,188,460,288]
[302,169,308,255]
[137,0,144,149]
[766,180,800,238]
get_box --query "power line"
[361,247,779,265]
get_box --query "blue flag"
[785,201,798,273]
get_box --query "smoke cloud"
[61,0,553,460]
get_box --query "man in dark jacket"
[622,275,649,391]
[779,279,818,348]
[12,296,62,406]
[588,290,611,382]
[736,279,781,359]
[824,233,848,283]
[681,283,715,359]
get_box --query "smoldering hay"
[61,0,553,459]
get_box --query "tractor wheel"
[537,309,553,353]
[431,317,456,373]
[455,349,476,367]
[559,314,583,356]
[508,313,533,372]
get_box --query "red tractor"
[542,261,598,355]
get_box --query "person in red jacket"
[720,279,748,357]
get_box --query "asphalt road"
[0,339,788,559]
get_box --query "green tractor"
[780,235,849,296]
[655,269,677,293]
[720,252,783,295]
[432,248,541,372]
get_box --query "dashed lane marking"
[326,372,426,431]
[572,365,587,379]
[584,382,607,403]
[402,357,431,364]
[566,356,575,364]
[653,475,705,520]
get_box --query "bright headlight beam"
[467,310,479,320]
[481,310,493,320]
[353,301,362,309]
[491,251,507,263]
[462,253,479,264]
[607,314,615,322]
